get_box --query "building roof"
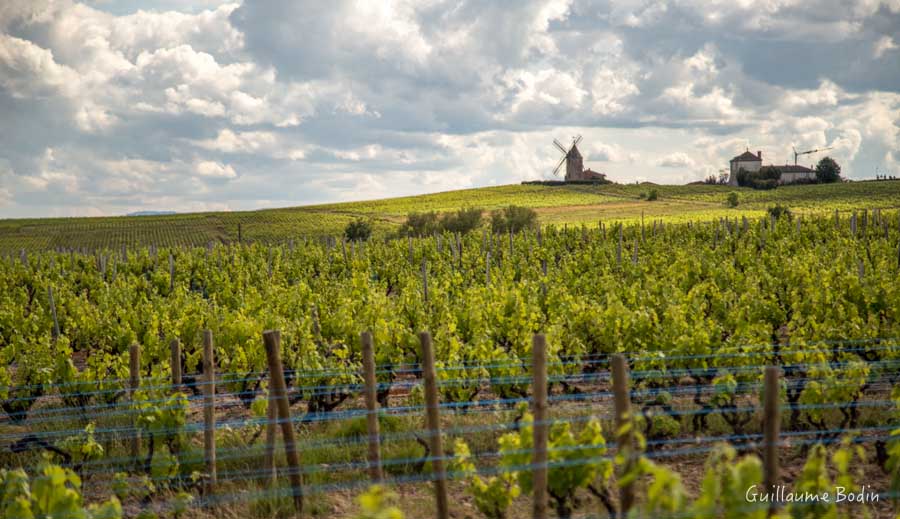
[774,165,815,173]
[567,143,582,159]
[731,151,761,162]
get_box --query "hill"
[1,181,898,251]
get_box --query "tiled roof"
[731,151,761,162]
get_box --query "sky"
[0,0,898,218]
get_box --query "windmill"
[792,146,833,165]
[552,135,583,180]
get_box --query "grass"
[1,180,899,252]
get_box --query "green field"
[1,180,899,251]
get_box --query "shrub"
[344,218,372,241]
[440,207,483,234]
[490,205,538,233]
[767,204,792,220]
[403,211,439,237]
[646,189,659,201]
[726,192,739,208]
[737,166,781,190]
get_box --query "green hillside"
[1,181,899,251]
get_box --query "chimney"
[757,150,762,160]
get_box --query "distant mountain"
[127,210,177,216]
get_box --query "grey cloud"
[0,0,898,218]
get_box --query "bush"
[737,166,781,190]
[490,205,538,233]
[726,192,739,208]
[440,207,483,234]
[344,218,372,242]
[403,211,439,237]
[646,189,658,201]
[767,205,792,220]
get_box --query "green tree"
[440,207,483,234]
[490,205,538,233]
[815,156,841,183]
[403,211,439,237]
[344,218,373,241]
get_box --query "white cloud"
[655,152,696,168]
[195,160,237,179]
[0,34,81,98]
[874,36,898,59]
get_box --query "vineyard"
[1,180,899,252]
[2,206,900,518]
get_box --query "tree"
[403,211,439,237]
[490,205,538,233]
[737,166,780,190]
[815,156,841,183]
[344,218,372,241]
[440,207,483,234]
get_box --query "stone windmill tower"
[552,136,606,182]
[552,136,583,181]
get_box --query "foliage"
[0,463,122,519]
[450,439,519,519]
[354,485,404,519]
[727,191,739,207]
[690,444,766,519]
[767,204,792,220]
[646,189,659,201]
[344,218,373,242]
[816,157,842,183]
[738,166,782,190]
[403,211,439,237]
[440,207,483,234]
[490,205,538,233]
[455,407,610,519]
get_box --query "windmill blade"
[553,139,567,154]
[572,135,582,147]
[552,155,566,176]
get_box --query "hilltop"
[1,181,898,251]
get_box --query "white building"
[728,150,762,186]
[728,149,818,185]
[776,165,817,184]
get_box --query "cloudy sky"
[1,0,898,217]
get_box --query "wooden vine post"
[128,344,141,470]
[611,354,635,515]
[202,330,217,497]
[170,338,181,388]
[764,366,781,515]
[48,286,60,340]
[616,224,623,266]
[361,331,383,482]
[263,330,304,512]
[421,257,429,304]
[531,334,549,519]
[168,253,175,293]
[420,331,449,519]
